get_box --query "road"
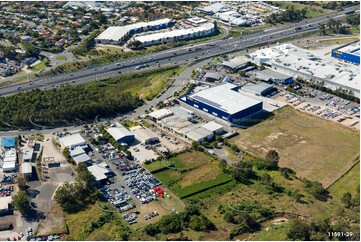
[0,6,358,97]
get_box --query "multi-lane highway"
[0,6,358,96]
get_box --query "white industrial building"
[186,17,208,25]
[202,121,225,135]
[72,153,92,165]
[2,148,17,172]
[148,108,174,121]
[21,148,34,162]
[134,23,216,47]
[87,163,113,182]
[21,163,32,179]
[0,197,12,216]
[106,124,135,143]
[70,146,86,158]
[95,18,173,45]
[241,82,274,96]
[222,58,248,71]
[247,44,360,96]
[197,2,227,14]
[59,133,86,149]
[130,126,159,144]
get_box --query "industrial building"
[247,44,360,96]
[254,69,293,84]
[2,148,17,172]
[1,137,15,149]
[204,72,223,82]
[21,162,32,180]
[171,106,195,120]
[186,17,208,25]
[21,148,34,162]
[72,153,92,165]
[222,58,248,72]
[0,197,12,216]
[148,108,174,121]
[130,126,159,144]
[242,82,274,96]
[95,18,173,45]
[106,125,135,144]
[87,162,114,182]
[331,41,360,65]
[214,11,252,26]
[202,121,225,135]
[70,146,86,158]
[134,23,215,47]
[197,2,227,14]
[181,82,263,123]
[59,133,86,149]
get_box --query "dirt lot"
[230,106,360,187]
[42,135,65,163]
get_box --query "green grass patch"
[318,36,359,44]
[55,55,66,61]
[88,66,183,101]
[146,151,233,199]
[64,204,131,241]
[30,58,49,72]
[328,162,360,200]
[252,222,290,241]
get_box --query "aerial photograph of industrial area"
[0,0,360,241]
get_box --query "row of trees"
[54,163,98,213]
[71,31,100,56]
[266,6,307,24]
[319,18,349,35]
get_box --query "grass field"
[328,162,360,200]
[318,36,359,44]
[64,205,131,241]
[89,66,183,101]
[145,151,233,199]
[251,221,290,241]
[230,106,360,187]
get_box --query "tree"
[127,40,143,50]
[265,150,279,170]
[231,161,253,182]
[191,141,199,150]
[17,177,27,191]
[341,192,352,208]
[260,173,272,186]
[12,190,31,217]
[287,220,310,241]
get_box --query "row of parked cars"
[0,184,14,196]
[122,211,139,224]
[99,185,134,212]
[124,168,161,204]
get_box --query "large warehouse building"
[134,23,215,47]
[331,41,360,65]
[106,124,135,144]
[181,82,263,123]
[247,44,360,96]
[95,18,173,45]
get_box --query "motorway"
[0,6,358,97]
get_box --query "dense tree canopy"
[0,85,142,129]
